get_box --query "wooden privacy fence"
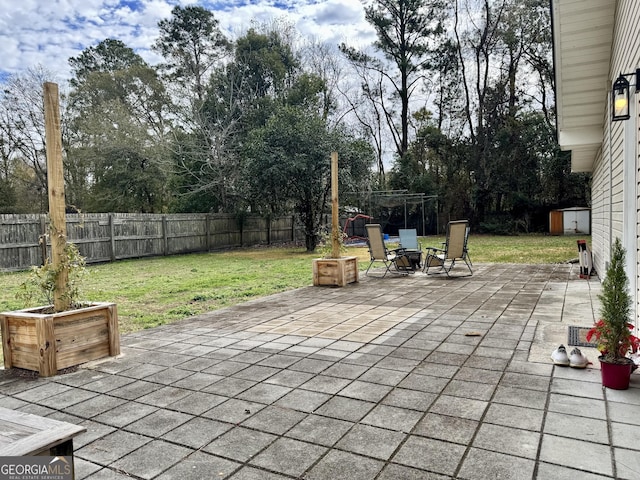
[0,213,302,272]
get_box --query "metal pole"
[404,199,407,229]
[422,197,426,236]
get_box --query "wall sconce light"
[612,68,640,121]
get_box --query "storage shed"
[549,207,591,235]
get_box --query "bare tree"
[447,0,560,224]
[0,66,60,212]
[340,0,446,165]
[301,39,343,122]
[336,65,388,182]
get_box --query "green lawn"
[0,234,587,336]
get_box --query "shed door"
[549,211,563,235]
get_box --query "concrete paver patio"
[2,263,640,479]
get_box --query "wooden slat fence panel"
[164,214,208,255]
[242,216,267,246]
[0,213,305,272]
[0,214,46,271]
[209,215,240,249]
[66,214,112,263]
[112,213,164,260]
[270,216,297,243]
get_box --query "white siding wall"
[591,147,608,274]
[592,99,624,274]
[599,0,640,318]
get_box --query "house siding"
[603,0,640,316]
[553,0,640,319]
[591,147,608,275]
[591,101,624,275]
[591,0,640,322]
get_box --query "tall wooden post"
[313,151,357,286]
[331,152,340,259]
[44,82,69,312]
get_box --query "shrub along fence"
[0,213,303,272]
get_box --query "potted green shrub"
[586,238,639,389]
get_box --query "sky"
[0,0,375,84]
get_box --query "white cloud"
[0,0,374,84]
[308,0,363,26]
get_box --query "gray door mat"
[568,326,597,348]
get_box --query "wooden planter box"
[1,302,120,377]
[313,256,359,287]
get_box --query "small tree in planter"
[312,152,359,287]
[587,238,639,389]
[17,240,87,312]
[317,230,348,259]
[0,83,119,377]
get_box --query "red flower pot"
[599,356,633,390]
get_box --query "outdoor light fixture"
[612,68,640,121]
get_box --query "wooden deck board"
[0,407,85,456]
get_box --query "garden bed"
[1,302,119,377]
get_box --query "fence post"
[109,213,116,262]
[39,235,47,266]
[40,215,48,266]
[206,213,211,252]
[162,215,168,255]
[267,216,271,245]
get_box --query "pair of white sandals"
[551,344,589,368]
